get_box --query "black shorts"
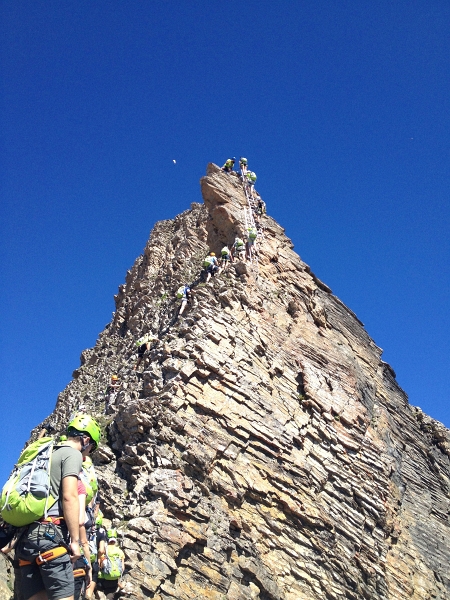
[97,578,120,599]
[73,558,87,600]
[16,523,74,600]
[91,560,100,583]
[137,344,147,357]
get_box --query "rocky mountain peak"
[2,164,449,600]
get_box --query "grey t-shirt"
[47,444,82,517]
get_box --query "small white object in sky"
[173,159,176,164]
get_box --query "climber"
[85,514,107,600]
[97,529,125,600]
[246,171,257,197]
[221,245,232,268]
[14,413,100,600]
[37,422,55,439]
[231,237,245,261]
[82,488,102,599]
[222,157,235,173]
[177,284,193,316]
[239,157,248,178]
[105,374,120,413]
[256,198,266,216]
[134,332,156,370]
[246,226,258,261]
[203,252,220,282]
[255,217,263,236]
[73,467,91,600]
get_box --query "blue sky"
[1,1,449,483]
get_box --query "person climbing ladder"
[239,157,248,178]
[246,226,258,261]
[246,171,257,197]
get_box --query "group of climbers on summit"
[1,412,125,600]
[222,157,257,197]
[169,156,266,319]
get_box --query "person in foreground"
[15,414,100,600]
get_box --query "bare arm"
[62,475,81,561]
[78,495,90,565]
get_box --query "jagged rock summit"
[5,163,450,600]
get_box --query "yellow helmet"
[210,252,215,256]
[111,374,119,381]
[67,414,101,450]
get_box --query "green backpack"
[100,544,124,580]
[176,286,185,299]
[203,257,213,267]
[136,333,152,347]
[1,437,58,527]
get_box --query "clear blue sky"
[1,1,449,483]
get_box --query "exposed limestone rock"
[0,555,13,600]
[7,164,450,599]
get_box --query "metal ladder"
[242,179,259,264]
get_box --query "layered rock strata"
[10,164,450,599]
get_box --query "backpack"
[100,544,124,580]
[203,257,213,267]
[1,437,58,526]
[80,458,98,505]
[136,333,152,347]
[221,247,229,256]
[176,286,186,299]
[248,228,257,240]
[88,529,98,563]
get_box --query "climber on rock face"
[203,252,220,282]
[37,422,55,439]
[231,237,245,262]
[97,529,125,600]
[222,157,235,173]
[134,333,156,370]
[239,157,248,178]
[246,171,257,197]
[246,226,258,261]
[256,198,266,215]
[105,374,120,413]
[177,284,193,316]
[221,245,232,268]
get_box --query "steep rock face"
[16,164,450,599]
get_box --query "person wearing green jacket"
[222,157,235,173]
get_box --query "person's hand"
[69,541,81,563]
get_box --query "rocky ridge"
[2,163,450,600]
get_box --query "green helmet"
[67,414,101,450]
[107,528,118,539]
[96,515,103,526]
